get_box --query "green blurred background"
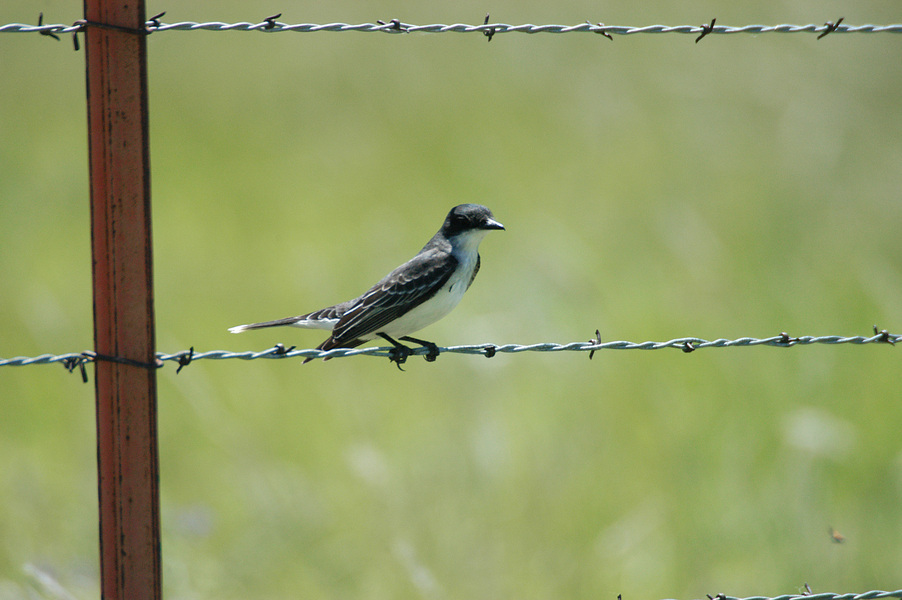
[2,1,901,598]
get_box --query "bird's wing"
[298,301,353,323]
[327,249,458,347]
[468,254,481,290]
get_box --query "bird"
[229,204,504,366]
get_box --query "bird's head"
[442,204,505,238]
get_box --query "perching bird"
[229,204,504,366]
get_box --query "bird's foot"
[400,336,440,362]
[378,333,413,370]
[387,345,412,370]
[378,334,441,368]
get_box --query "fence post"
[84,1,161,599]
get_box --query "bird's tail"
[228,316,306,334]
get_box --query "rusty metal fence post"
[84,0,162,598]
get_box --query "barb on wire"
[175,346,195,374]
[4,19,902,41]
[695,17,717,43]
[588,21,613,40]
[1,329,897,380]
[37,13,59,41]
[818,17,845,40]
[588,329,602,359]
[483,14,496,42]
[375,18,406,32]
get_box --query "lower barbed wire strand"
[1,332,898,368]
[4,20,902,37]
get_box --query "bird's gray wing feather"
[468,254,480,290]
[327,249,457,346]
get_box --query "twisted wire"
[3,20,902,37]
[713,592,902,600]
[1,331,897,371]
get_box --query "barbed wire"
[1,329,897,379]
[705,592,902,600]
[706,591,902,600]
[4,15,902,45]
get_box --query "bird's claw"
[422,342,439,362]
[398,336,440,363]
[388,345,412,370]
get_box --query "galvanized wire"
[1,331,897,375]
[711,592,902,600]
[3,19,902,39]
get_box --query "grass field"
[2,1,901,598]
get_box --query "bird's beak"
[482,218,505,231]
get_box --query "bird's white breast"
[376,233,484,339]
[375,259,474,338]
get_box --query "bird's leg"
[399,336,441,362]
[377,333,413,370]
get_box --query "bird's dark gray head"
[442,204,505,237]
